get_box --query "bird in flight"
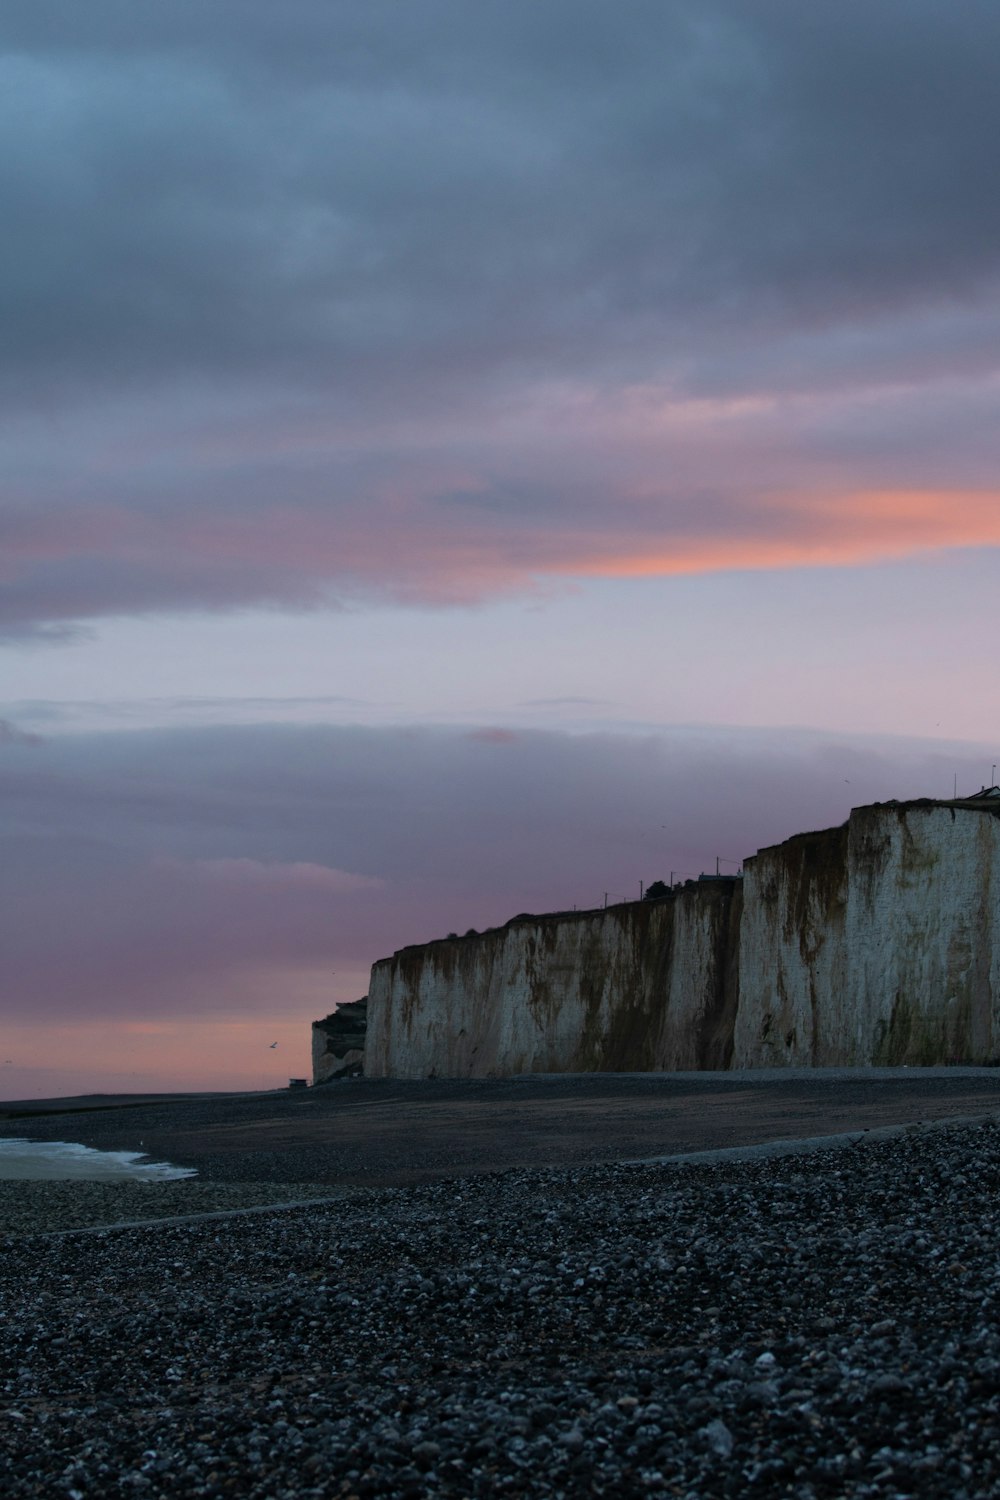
[269,1042,278,1049]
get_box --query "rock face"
[311,998,367,1083]
[735,822,850,1067]
[736,802,1000,1067]
[340,799,1000,1081]
[364,883,741,1080]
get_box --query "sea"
[0,1138,196,1181]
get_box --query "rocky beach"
[3,1092,1000,1497]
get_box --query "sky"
[3,1,999,1098]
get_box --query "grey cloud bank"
[5,1,1000,392]
[4,2,1000,633]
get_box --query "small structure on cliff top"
[313,795,1000,1081]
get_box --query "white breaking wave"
[0,1138,196,1181]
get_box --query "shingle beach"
[4,1118,1000,1498]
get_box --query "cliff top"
[373,794,999,967]
[376,878,742,966]
[745,794,1000,867]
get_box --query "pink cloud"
[8,478,999,637]
[567,489,1000,580]
[6,369,1000,636]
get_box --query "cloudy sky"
[3,2,999,1096]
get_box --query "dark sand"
[5,1067,1000,1188]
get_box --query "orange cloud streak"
[565,490,1000,580]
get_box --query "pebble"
[3,1120,1000,1495]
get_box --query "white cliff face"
[365,888,740,1079]
[735,825,850,1067]
[655,884,741,1070]
[736,804,1000,1068]
[847,805,1000,1065]
[360,803,1000,1079]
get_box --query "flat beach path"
[4,1067,1000,1187]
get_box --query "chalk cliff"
[364,882,741,1079]
[735,822,850,1067]
[735,802,1000,1067]
[316,798,1000,1080]
[312,997,367,1083]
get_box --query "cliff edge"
[315,797,1000,1080]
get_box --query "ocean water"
[0,1138,196,1181]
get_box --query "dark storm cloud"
[0,718,990,1023]
[5,0,1000,396]
[4,2,1000,632]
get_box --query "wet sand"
[4,1067,1000,1188]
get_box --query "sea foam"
[0,1138,196,1181]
